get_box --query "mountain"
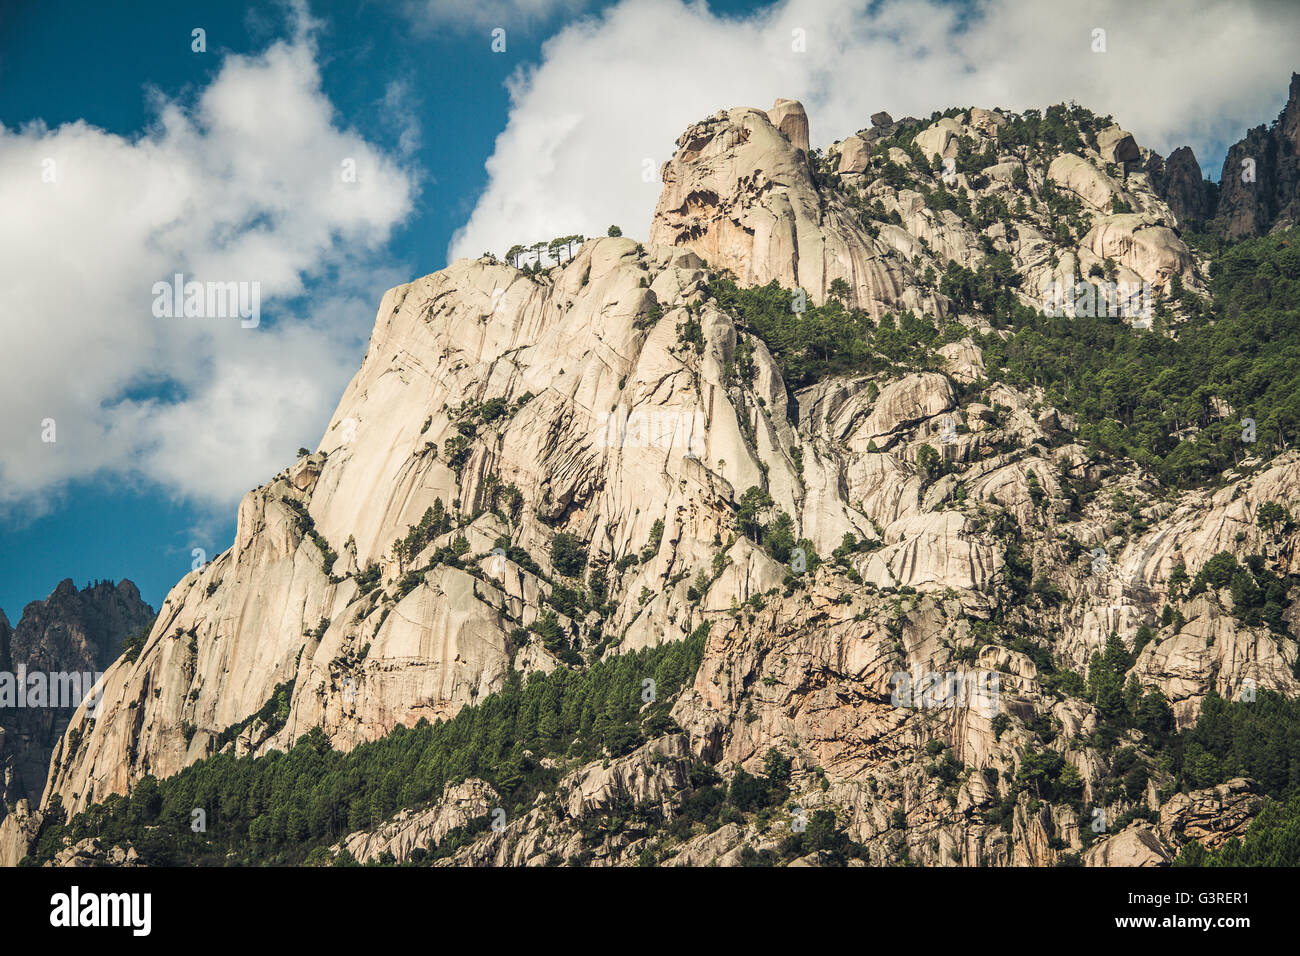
[1146,72,1300,237]
[6,83,1300,867]
[0,581,154,833]
[1211,72,1300,238]
[1146,146,1214,230]
[653,100,1196,313]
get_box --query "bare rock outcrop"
[337,778,498,864]
[1151,145,1211,227]
[651,102,926,316]
[1083,822,1172,866]
[1214,72,1300,237]
[766,98,810,154]
[1096,125,1141,165]
[1158,778,1261,851]
[1048,153,1127,210]
[1081,215,1194,290]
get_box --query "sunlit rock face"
[18,92,1299,870]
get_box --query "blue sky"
[1,0,1296,622]
[0,0,757,620]
[0,0,536,619]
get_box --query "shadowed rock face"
[1213,72,1300,238]
[1153,146,1210,228]
[0,580,154,824]
[1144,74,1299,237]
[12,90,1300,869]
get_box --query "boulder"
[767,98,810,153]
[1082,214,1194,287]
[968,107,1006,131]
[1097,125,1141,164]
[1048,153,1124,210]
[1084,823,1172,866]
[914,118,962,162]
[837,134,870,174]
[937,339,986,384]
[1158,778,1261,851]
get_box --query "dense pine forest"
[24,628,709,866]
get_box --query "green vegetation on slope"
[712,229,1300,489]
[977,229,1300,485]
[1173,691,1300,798]
[707,278,953,389]
[1173,792,1300,866]
[1170,691,1300,866]
[25,626,709,866]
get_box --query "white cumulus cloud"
[0,17,417,516]
[450,0,1300,261]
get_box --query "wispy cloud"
[408,0,594,31]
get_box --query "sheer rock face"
[0,580,153,825]
[1130,596,1300,730]
[46,234,881,816]
[859,512,1002,593]
[16,95,1300,868]
[43,238,760,814]
[650,104,930,317]
[1214,72,1300,237]
[1118,453,1300,588]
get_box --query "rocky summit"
[7,86,1300,869]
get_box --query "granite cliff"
[7,86,1299,868]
